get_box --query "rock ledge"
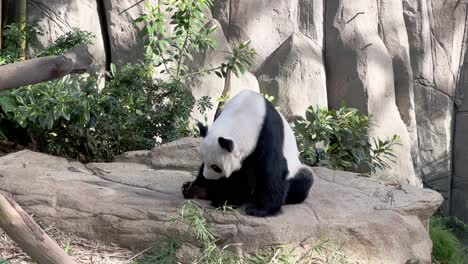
[0,138,443,264]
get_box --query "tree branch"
[0,192,77,264]
[0,44,94,91]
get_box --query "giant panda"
[182,90,314,217]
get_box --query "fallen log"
[0,192,76,264]
[0,44,93,91]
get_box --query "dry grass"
[0,223,134,264]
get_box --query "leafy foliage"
[37,28,95,57]
[0,75,108,161]
[97,63,195,155]
[0,0,255,162]
[293,106,401,174]
[430,216,468,264]
[0,22,41,64]
[136,0,255,84]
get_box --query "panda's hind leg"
[245,165,289,217]
[285,167,314,204]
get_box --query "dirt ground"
[0,220,139,264]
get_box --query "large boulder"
[325,0,420,187]
[27,0,107,87]
[116,137,202,171]
[0,143,442,263]
[403,0,464,213]
[212,0,324,72]
[256,32,327,119]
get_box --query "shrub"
[0,74,108,161]
[293,106,401,174]
[430,215,467,264]
[97,63,195,155]
[0,21,41,64]
[37,27,95,57]
[0,0,255,162]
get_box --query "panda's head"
[196,122,242,180]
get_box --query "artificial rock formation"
[325,0,420,187]
[0,139,443,264]
[187,19,260,123]
[28,0,107,88]
[257,32,327,119]
[16,0,468,220]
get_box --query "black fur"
[182,164,252,208]
[196,122,208,137]
[218,137,234,152]
[285,168,314,204]
[183,97,313,217]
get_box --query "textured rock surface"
[17,0,468,223]
[403,0,460,213]
[452,45,468,222]
[0,149,442,263]
[117,137,202,171]
[212,0,299,71]
[452,113,468,223]
[325,0,420,187]
[28,0,107,87]
[257,32,327,118]
[102,0,157,67]
[378,0,418,162]
[187,19,259,123]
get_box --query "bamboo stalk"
[18,0,27,60]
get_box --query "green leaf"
[147,24,155,35]
[110,63,117,78]
[0,95,17,113]
[144,1,152,11]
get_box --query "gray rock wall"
[20,0,468,220]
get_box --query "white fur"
[279,113,303,179]
[200,90,265,179]
[199,90,303,180]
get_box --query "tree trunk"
[0,192,77,264]
[18,0,26,60]
[0,44,94,91]
[214,68,231,120]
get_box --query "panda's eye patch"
[210,165,222,173]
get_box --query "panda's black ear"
[196,122,208,138]
[218,137,234,152]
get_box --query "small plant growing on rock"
[131,201,359,264]
[293,106,401,174]
[135,0,255,117]
[136,0,255,83]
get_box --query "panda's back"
[209,91,266,156]
[210,90,302,176]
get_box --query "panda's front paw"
[182,181,194,198]
[245,204,280,217]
